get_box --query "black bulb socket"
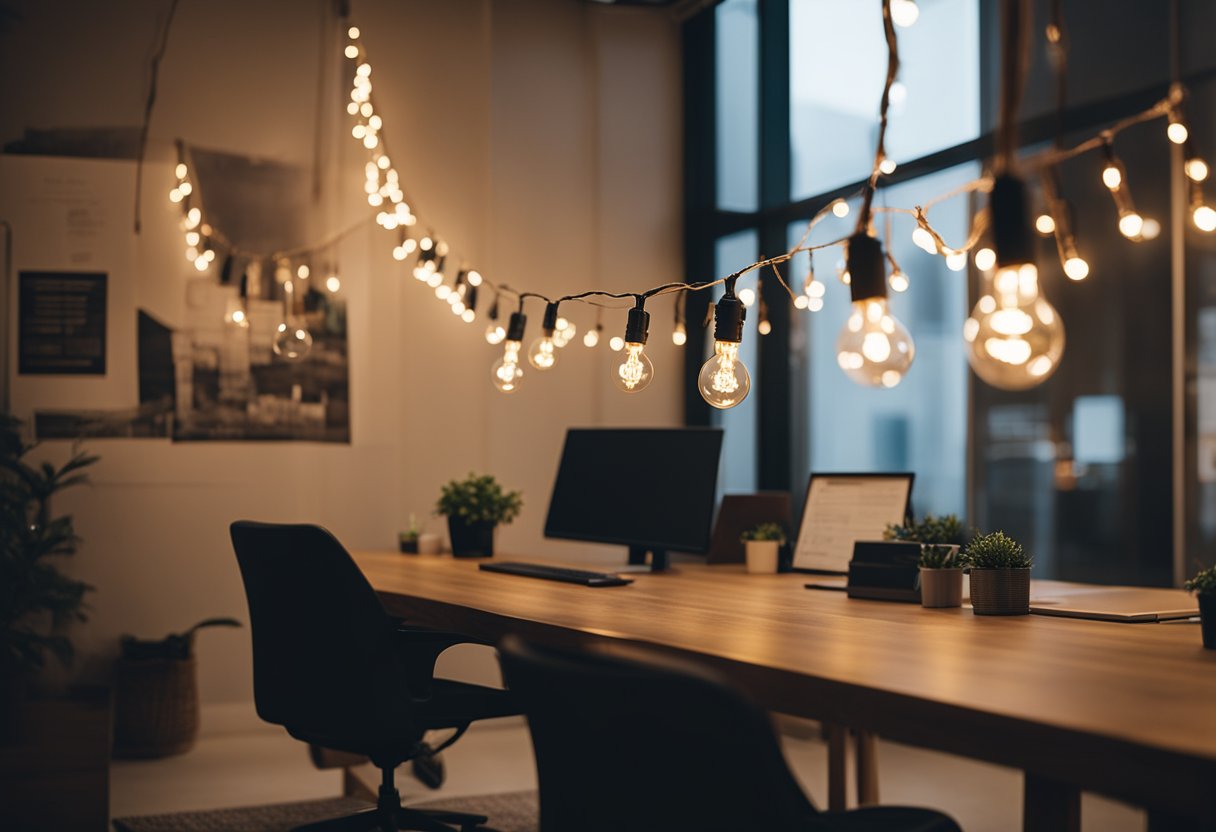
[506,311,527,342]
[625,306,650,345]
[991,173,1034,269]
[542,301,559,336]
[465,283,478,310]
[847,232,887,303]
[713,294,746,343]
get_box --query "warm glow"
[879,158,897,175]
[529,336,557,370]
[912,227,936,253]
[832,200,850,218]
[1102,165,1122,190]
[835,298,914,388]
[1064,257,1090,281]
[583,329,600,348]
[889,271,909,292]
[609,336,625,352]
[891,0,919,28]
[615,343,654,392]
[945,251,967,272]
[974,248,996,271]
[1186,158,1209,182]
[326,275,341,293]
[1118,212,1144,239]
[1194,205,1216,232]
[738,288,756,307]
[698,340,751,409]
[672,324,688,346]
[1035,214,1056,235]
[1168,120,1189,145]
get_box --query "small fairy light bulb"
[609,335,625,352]
[613,300,655,393]
[1194,204,1216,232]
[832,199,850,218]
[584,325,601,348]
[889,270,910,292]
[169,188,183,203]
[698,283,751,409]
[491,312,527,393]
[974,247,997,272]
[175,163,188,180]
[836,233,916,389]
[757,311,772,336]
[738,287,756,307]
[1064,255,1090,281]
[528,302,561,370]
[185,231,200,246]
[912,226,937,253]
[794,295,810,309]
[1035,213,1056,235]
[945,251,968,272]
[297,264,310,280]
[1102,164,1122,190]
[1140,218,1161,240]
[344,44,358,59]
[891,0,919,28]
[1118,211,1144,239]
[878,157,897,175]
[467,270,483,287]
[1186,158,1209,182]
[326,274,341,293]
[1168,113,1189,145]
[672,321,688,346]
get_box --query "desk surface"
[354,551,1216,818]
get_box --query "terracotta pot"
[1199,593,1216,650]
[448,518,496,558]
[919,568,963,608]
[969,568,1031,616]
[745,541,779,574]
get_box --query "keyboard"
[478,561,634,587]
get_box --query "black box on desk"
[846,541,921,603]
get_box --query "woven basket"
[113,655,199,758]
[969,568,1031,616]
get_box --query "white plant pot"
[417,532,442,555]
[745,540,780,574]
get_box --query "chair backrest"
[229,521,416,744]
[498,635,820,832]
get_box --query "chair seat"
[414,679,518,729]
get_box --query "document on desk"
[792,474,913,572]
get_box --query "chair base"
[293,770,490,832]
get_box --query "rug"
[112,790,539,832]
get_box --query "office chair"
[230,521,518,832]
[498,635,961,832]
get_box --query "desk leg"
[1023,773,1080,832]
[854,730,879,807]
[826,723,848,812]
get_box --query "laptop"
[1029,585,1199,622]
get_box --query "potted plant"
[0,416,97,741]
[436,473,522,558]
[964,530,1032,616]
[740,522,786,574]
[1184,566,1216,650]
[917,544,968,608]
[885,513,973,549]
[398,513,420,554]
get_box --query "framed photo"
[791,473,914,573]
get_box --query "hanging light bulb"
[485,294,506,345]
[1194,204,1216,232]
[613,299,654,393]
[698,282,751,409]
[224,296,249,329]
[891,0,919,28]
[738,287,756,307]
[609,335,625,352]
[553,316,576,348]
[273,323,313,360]
[835,233,916,388]
[491,312,527,393]
[1185,157,1209,182]
[462,284,479,323]
[1167,111,1189,145]
[832,199,850,218]
[912,226,937,253]
[528,302,560,370]
[965,175,1064,389]
[757,297,772,336]
[584,324,601,348]
[1035,213,1056,235]
[974,247,996,272]
[672,322,688,345]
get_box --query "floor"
[110,717,1146,831]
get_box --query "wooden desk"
[354,552,1216,830]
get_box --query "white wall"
[0,0,682,711]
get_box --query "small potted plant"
[740,522,786,574]
[918,544,968,608]
[436,473,522,558]
[964,531,1032,616]
[1184,565,1216,650]
[398,513,420,554]
[885,513,972,550]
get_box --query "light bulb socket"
[542,301,559,335]
[506,311,527,342]
[625,304,650,345]
[488,296,500,320]
[991,174,1034,268]
[846,232,887,303]
[454,269,467,288]
[465,283,479,311]
[713,294,746,343]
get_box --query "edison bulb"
[583,328,600,348]
[672,323,688,346]
[964,263,1065,390]
[491,341,523,393]
[614,343,654,392]
[273,323,313,360]
[485,323,506,345]
[891,0,919,27]
[528,334,558,370]
[835,298,915,388]
[698,341,751,409]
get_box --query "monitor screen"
[544,428,724,554]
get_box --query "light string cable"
[133,0,182,233]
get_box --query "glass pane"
[790,163,977,517]
[715,0,759,211]
[714,230,760,493]
[789,0,980,199]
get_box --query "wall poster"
[18,271,107,375]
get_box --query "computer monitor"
[544,428,724,571]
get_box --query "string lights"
[158,0,1216,405]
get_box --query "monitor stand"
[616,546,670,573]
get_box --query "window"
[684,0,1216,586]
